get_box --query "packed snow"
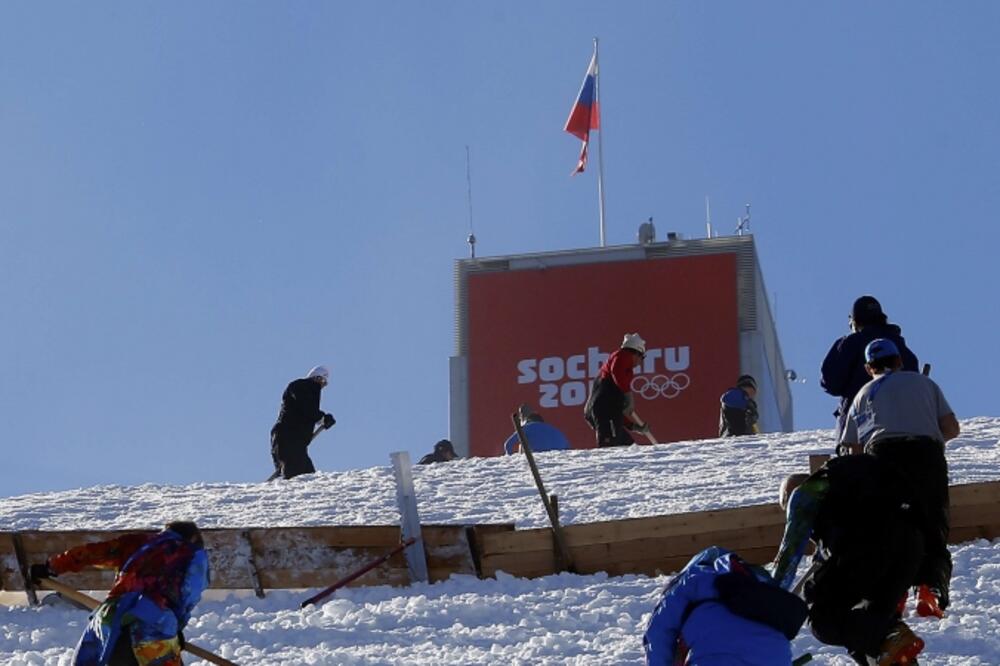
[2,418,999,664]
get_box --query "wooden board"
[479,503,786,556]
[0,524,493,593]
[479,523,786,578]
[476,480,1000,580]
[2,479,997,592]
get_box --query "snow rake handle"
[35,578,238,666]
[512,412,577,574]
[300,537,419,608]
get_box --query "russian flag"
[564,52,600,174]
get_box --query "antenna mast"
[705,196,713,238]
[465,145,476,258]
[735,203,751,236]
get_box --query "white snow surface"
[2,418,999,664]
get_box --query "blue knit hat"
[865,338,900,363]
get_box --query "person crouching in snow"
[418,439,459,465]
[584,333,652,447]
[30,521,210,666]
[773,457,928,666]
[643,545,806,666]
[718,374,760,437]
[503,404,571,455]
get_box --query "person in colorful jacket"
[773,456,927,666]
[584,333,651,447]
[643,546,800,666]
[30,521,210,666]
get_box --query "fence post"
[390,451,430,583]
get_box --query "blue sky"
[2,2,997,497]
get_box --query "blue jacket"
[719,387,759,437]
[503,421,571,455]
[643,547,792,666]
[820,323,918,414]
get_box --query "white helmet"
[621,333,646,355]
[306,365,330,381]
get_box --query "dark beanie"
[851,295,886,327]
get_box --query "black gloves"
[29,563,54,583]
[177,630,186,649]
[323,413,336,429]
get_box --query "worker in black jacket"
[418,439,459,465]
[820,295,918,440]
[270,365,335,479]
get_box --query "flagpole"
[594,37,607,247]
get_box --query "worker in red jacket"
[584,333,651,447]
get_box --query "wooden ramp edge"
[0,524,515,595]
[478,479,1000,580]
[2,481,997,596]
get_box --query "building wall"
[451,236,791,457]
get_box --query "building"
[449,234,792,457]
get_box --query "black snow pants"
[805,520,924,663]
[585,376,635,448]
[866,436,952,607]
[271,427,316,479]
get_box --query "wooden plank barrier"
[1,481,997,595]
[477,479,1000,580]
[0,524,506,595]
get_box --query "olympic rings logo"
[631,373,691,400]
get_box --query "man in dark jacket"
[583,333,651,447]
[270,365,336,480]
[418,439,459,465]
[820,295,918,440]
[719,374,760,437]
[773,456,928,665]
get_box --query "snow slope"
[2,419,998,664]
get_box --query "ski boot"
[877,621,925,666]
[915,584,945,619]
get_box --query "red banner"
[467,253,739,456]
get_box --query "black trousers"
[805,522,924,662]
[271,429,316,479]
[867,436,952,606]
[593,409,635,447]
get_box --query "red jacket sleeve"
[606,350,636,393]
[48,533,151,575]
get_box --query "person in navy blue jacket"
[643,546,802,666]
[719,375,760,437]
[820,296,918,440]
[504,404,571,454]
